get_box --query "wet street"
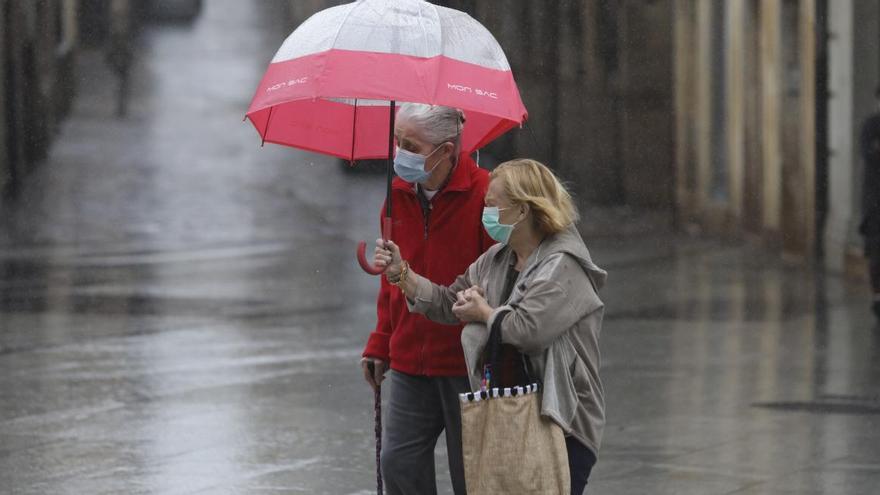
[2,1,880,494]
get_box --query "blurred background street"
[1,1,879,494]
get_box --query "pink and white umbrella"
[245,0,527,275]
[246,0,527,160]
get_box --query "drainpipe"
[815,0,829,261]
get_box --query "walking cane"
[369,362,383,495]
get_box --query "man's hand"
[374,239,404,281]
[361,357,388,391]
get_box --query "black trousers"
[567,436,597,495]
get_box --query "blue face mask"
[393,145,442,184]
[482,206,521,244]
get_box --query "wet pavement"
[2,1,880,494]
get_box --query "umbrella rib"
[350,98,359,163]
[428,1,444,103]
[328,2,359,53]
[261,106,275,147]
[417,2,429,59]
[316,3,360,102]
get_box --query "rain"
[1,1,878,494]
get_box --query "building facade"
[0,0,79,197]
[674,0,879,277]
[674,0,820,259]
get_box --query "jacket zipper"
[423,206,431,239]
[415,187,433,373]
[416,187,432,240]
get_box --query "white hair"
[397,103,465,159]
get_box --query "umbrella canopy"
[246,0,528,160]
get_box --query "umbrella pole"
[355,100,395,275]
[383,101,395,242]
[371,100,395,495]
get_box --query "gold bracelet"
[390,260,409,287]
[400,261,409,286]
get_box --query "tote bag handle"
[486,309,534,386]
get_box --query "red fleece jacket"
[362,153,494,376]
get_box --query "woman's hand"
[374,239,404,281]
[452,285,493,323]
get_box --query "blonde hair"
[490,159,579,235]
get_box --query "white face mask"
[393,145,443,183]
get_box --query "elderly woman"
[374,159,607,494]
[361,103,494,495]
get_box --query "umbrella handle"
[357,241,385,275]
[357,218,392,275]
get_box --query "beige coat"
[408,226,607,455]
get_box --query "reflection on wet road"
[1,1,879,493]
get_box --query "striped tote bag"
[459,314,570,494]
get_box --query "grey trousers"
[381,370,471,495]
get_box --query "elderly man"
[361,103,493,494]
